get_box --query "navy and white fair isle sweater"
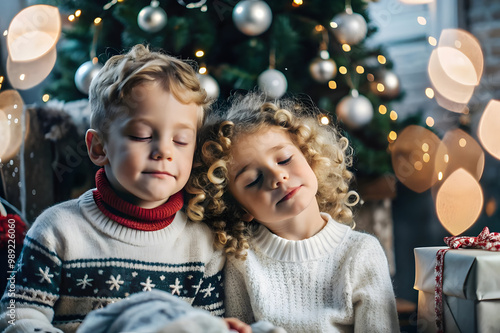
[0,169,225,333]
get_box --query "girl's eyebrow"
[233,144,287,181]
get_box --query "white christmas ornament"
[233,0,272,36]
[138,1,167,33]
[75,60,103,95]
[336,90,373,128]
[330,11,367,45]
[197,73,220,100]
[258,69,287,99]
[309,57,337,83]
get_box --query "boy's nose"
[151,141,173,161]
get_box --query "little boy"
[0,45,225,332]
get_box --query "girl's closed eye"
[278,156,292,165]
[246,173,262,188]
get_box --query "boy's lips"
[143,171,174,179]
[277,186,301,204]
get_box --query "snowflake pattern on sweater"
[0,190,225,333]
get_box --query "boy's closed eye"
[129,135,152,141]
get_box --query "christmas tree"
[32,0,420,180]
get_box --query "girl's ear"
[241,212,254,222]
[86,129,108,166]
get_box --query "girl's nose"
[151,140,173,161]
[269,169,288,189]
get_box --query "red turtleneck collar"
[92,168,184,231]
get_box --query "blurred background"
[1,0,499,331]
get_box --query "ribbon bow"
[435,227,500,333]
[444,227,500,251]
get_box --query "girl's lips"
[277,186,301,204]
[143,171,174,179]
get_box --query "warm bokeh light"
[0,90,28,161]
[195,50,204,57]
[377,55,386,64]
[486,198,497,217]
[377,83,385,92]
[328,80,337,89]
[477,99,500,160]
[390,125,442,193]
[425,116,435,127]
[435,168,483,235]
[356,66,364,74]
[292,0,303,7]
[314,25,324,32]
[342,44,351,52]
[434,128,485,187]
[7,5,61,62]
[425,87,434,99]
[339,66,347,74]
[75,9,82,17]
[388,131,397,142]
[3,30,7,37]
[94,17,102,25]
[379,105,387,115]
[68,14,75,22]
[390,110,398,120]
[428,36,437,46]
[329,22,338,29]
[422,143,429,152]
[417,16,427,25]
[198,67,207,74]
[7,47,57,90]
[366,73,374,81]
[42,94,50,102]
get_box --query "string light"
[428,36,437,46]
[339,66,347,74]
[75,9,82,17]
[366,73,374,81]
[195,50,204,57]
[389,110,398,121]
[417,16,427,25]
[356,66,364,74]
[425,116,435,127]
[3,30,7,36]
[68,14,76,22]
[388,131,397,142]
[379,105,387,115]
[377,83,385,92]
[377,55,386,64]
[94,17,102,25]
[199,67,207,74]
[328,80,337,89]
[425,87,434,99]
[292,0,303,7]
[342,44,351,52]
[19,74,25,81]
[319,115,330,125]
[42,94,50,102]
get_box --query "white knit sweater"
[0,190,225,333]
[224,213,400,333]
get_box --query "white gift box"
[414,247,500,333]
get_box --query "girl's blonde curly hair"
[186,92,359,260]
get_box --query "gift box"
[414,246,500,333]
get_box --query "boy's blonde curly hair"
[89,44,210,139]
[186,92,359,260]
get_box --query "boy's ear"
[86,129,108,166]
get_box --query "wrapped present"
[414,244,500,333]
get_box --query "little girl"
[186,92,399,333]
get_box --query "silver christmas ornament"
[309,57,337,83]
[138,1,167,33]
[197,73,220,100]
[336,90,373,128]
[258,68,287,99]
[74,60,103,95]
[330,11,367,45]
[177,0,207,8]
[369,69,400,99]
[233,0,272,36]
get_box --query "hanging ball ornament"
[75,60,103,95]
[176,0,207,8]
[258,68,287,99]
[330,11,367,45]
[369,69,401,99]
[309,56,337,83]
[336,90,374,128]
[138,0,167,33]
[233,0,272,36]
[197,73,220,100]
